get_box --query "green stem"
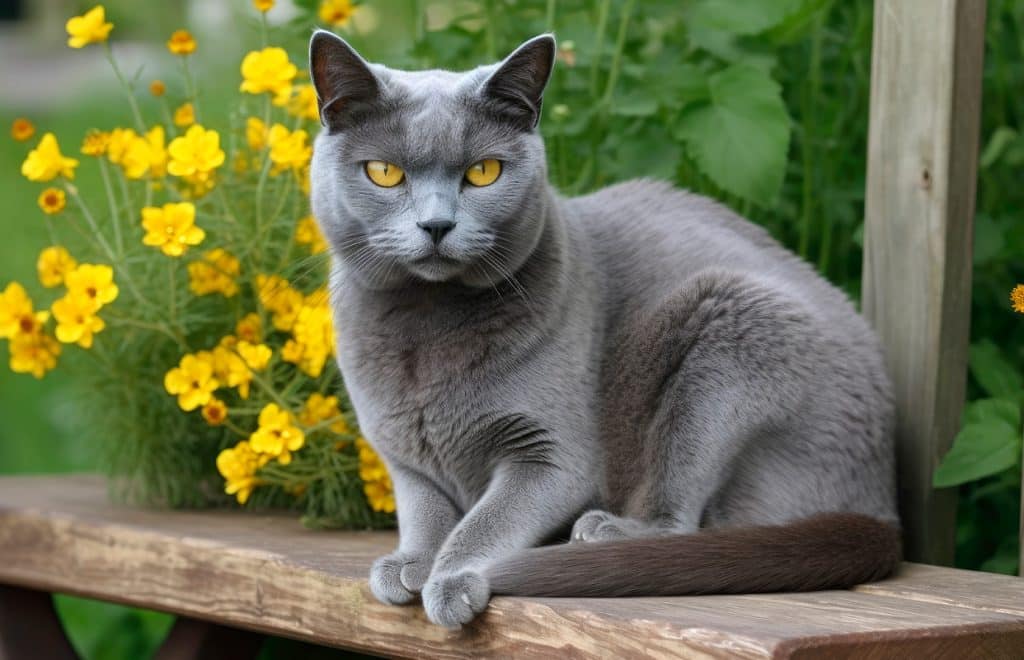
[103,43,146,132]
[224,418,251,438]
[589,0,611,97]
[167,258,178,333]
[64,182,117,261]
[105,314,188,351]
[545,0,556,31]
[799,5,827,260]
[600,0,636,105]
[97,159,122,256]
[483,0,497,61]
[181,56,201,123]
[247,367,293,410]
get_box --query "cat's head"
[308,31,555,289]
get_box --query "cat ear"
[309,30,382,131]
[480,34,556,130]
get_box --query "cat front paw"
[368,551,431,605]
[421,570,490,629]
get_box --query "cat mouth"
[411,253,462,266]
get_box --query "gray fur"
[309,31,897,628]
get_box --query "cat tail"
[486,513,901,597]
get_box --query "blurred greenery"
[1,0,1021,657]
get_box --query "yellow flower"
[286,84,320,122]
[167,124,225,181]
[51,293,105,348]
[105,128,136,164]
[211,343,252,398]
[256,275,304,331]
[281,338,303,364]
[239,47,297,97]
[202,398,228,426]
[245,117,267,151]
[144,126,168,178]
[216,441,270,504]
[1012,284,1024,314]
[37,187,66,215]
[166,29,196,55]
[0,282,41,339]
[37,247,78,288]
[299,393,349,434]
[81,130,110,156]
[267,124,312,174]
[141,202,205,257]
[253,0,275,11]
[188,248,240,297]
[11,118,35,142]
[357,438,394,512]
[149,79,166,97]
[9,324,61,379]
[66,5,113,48]
[21,133,79,182]
[64,263,119,308]
[295,216,327,254]
[284,302,334,377]
[319,0,357,27]
[235,313,262,344]
[250,403,305,464]
[119,132,153,179]
[110,125,166,179]
[173,102,196,128]
[164,353,219,411]
[237,341,272,372]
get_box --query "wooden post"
[862,0,986,565]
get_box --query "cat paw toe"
[422,570,490,629]
[369,552,426,605]
[571,510,627,542]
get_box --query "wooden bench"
[1,475,1022,659]
[2,0,1023,658]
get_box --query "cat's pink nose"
[417,219,455,245]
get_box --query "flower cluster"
[3,3,388,528]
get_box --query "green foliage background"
[0,0,1021,657]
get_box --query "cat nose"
[416,218,455,245]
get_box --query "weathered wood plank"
[0,476,1022,659]
[862,0,986,565]
[854,562,1024,617]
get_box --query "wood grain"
[862,0,986,566]
[0,476,1023,659]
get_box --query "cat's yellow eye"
[365,161,405,187]
[465,159,502,187]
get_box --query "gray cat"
[308,31,901,629]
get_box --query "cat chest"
[340,336,514,499]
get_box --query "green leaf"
[973,214,1005,266]
[688,0,805,36]
[963,397,1021,430]
[611,96,659,117]
[635,59,709,109]
[609,124,682,181]
[979,126,1017,169]
[969,340,1024,399]
[933,418,1021,487]
[687,27,778,70]
[674,64,791,205]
